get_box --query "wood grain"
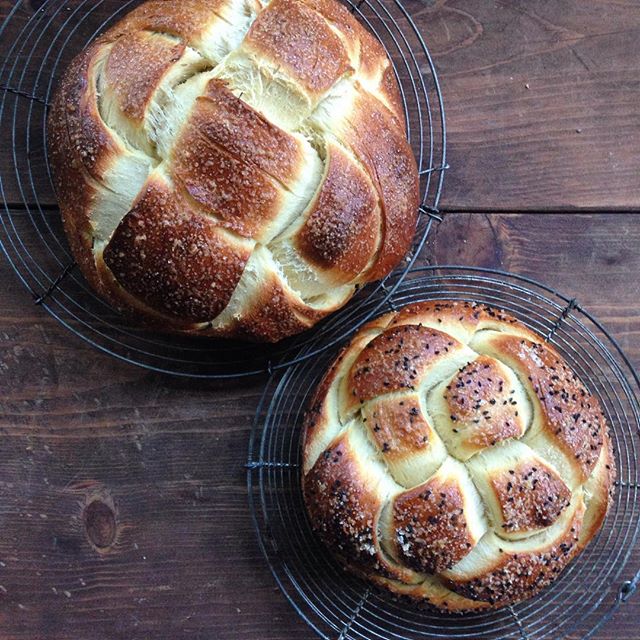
[0,212,639,639]
[417,0,640,210]
[429,214,640,362]
[2,1,640,209]
[2,0,640,638]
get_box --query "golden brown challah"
[302,301,615,611]
[47,0,418,342]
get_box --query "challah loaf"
[47,0,418,342]
[302,301,615,611]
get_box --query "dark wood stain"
[84,499,117,550]
[2,1,640,210]
[1,0,640,638]
[2,212,639,639]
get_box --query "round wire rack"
[0,0,447,378]
[247,266,640,640]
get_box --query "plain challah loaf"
[48,0,418,342]
[302,301,615,611]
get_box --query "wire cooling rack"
[0,0,447,378]
[247,266,640,640]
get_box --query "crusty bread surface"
[302,301,615,611]
[48,0,418,342]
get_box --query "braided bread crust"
[48,0,418,341]
[302,301,615,611]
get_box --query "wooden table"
[1,1,639,639]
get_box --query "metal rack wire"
[247,266,640,640]
[0,0,447,378]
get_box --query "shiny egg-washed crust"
[302,301,615,611]
[363,394,433,463]
[481,458,572,537]
[440,494,586,607]
[48,0,418,342]
[438,355,529,456]
[390,472,478,574]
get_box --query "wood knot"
[83,499,117,550]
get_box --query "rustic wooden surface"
[1,1,640,639]
[2,0,640,209]
[3,213,639,640]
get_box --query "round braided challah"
[302,301,615,611]
[47,0,418,342]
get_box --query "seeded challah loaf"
[302,301,614,611]
[47,0,418,342]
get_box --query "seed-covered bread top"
[302,300,615,611]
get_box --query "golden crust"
[302,301,616,611]
[102,176,251,322]
[297,0,403,118]
[362,394,433,462]
[228,274,334,343]
[489,459,571,536]
[199,79,310,189]
[302,315,395,473]
[295,142,380,282]
[103,31,186,122]
[47,42,122,297]
[361,395,448,489]
[441,355,528,453]
[243,0,352,99]
[579,431,616,549]
[390,299,538,341]
[337,88,418,280]
[345,325,468,412]
[55,43,122,182]
[171,118,285,240]
[485,334,607,483]
[48,0,416,342]
[303,348,353,459]
[303,430,417,584]
[372,574,492,612]
[304,433,382,571]
[442,498,585,607]
[391,475,477,574]
[101,0,227,43]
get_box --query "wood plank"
[414,0,640,210]
[0,212,639,638]
[1,246,305,639]
[429,213,640,364]
[2,1,640,209]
